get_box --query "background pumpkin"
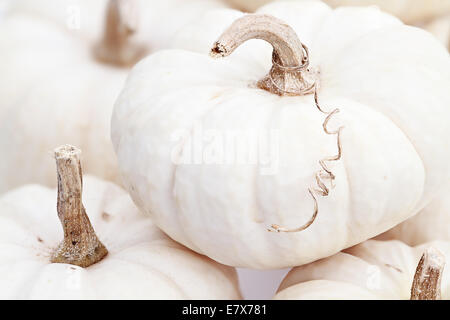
[7,0,225,48]
[424,15,450,50]
[275,240,449,300]
[0,0,225,194]
[0,145,241,299]
[226,0,450,24]
[324,0,450,24]
[112,1,450,269]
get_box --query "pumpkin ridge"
[171,89,245,259]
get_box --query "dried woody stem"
[411,247,445,300]
[211,15,343,233]
[94,0,146,67]
[210,14,316,96]
[51,145,108,268]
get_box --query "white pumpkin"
[226,0,450,24]
[0,145,241,300]
[0,0,225,194]
[112,1,450,269]
[275,240,449,300]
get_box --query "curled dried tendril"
[268,84,344,233]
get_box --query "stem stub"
[51,145,108,268]
[410,246,445,300]
[93,0,147,67]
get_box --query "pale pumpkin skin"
[0,0,225,194]
[112,1,450,269]
[226,0,450,24]
[378,184,450,245]
[275,240,450,300]
[324,0,450,24]
[378,15,449,245]
[0,175,241,299]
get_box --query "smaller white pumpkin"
[0,145,241,300]
[275,240,449,300]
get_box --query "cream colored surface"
[0,176,241,299]
[275,240,450,299]
[112,1,450,269]
[227,0,450,23]
[324,0,450,23]
[379,184,450,245]
[0,0,225,194]
[374,15,450,246]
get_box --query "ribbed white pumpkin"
[0,146,241,300]
[275,240,450,300]
[112,1,450,269]
[226,0,450,23]
[0,0,225,194]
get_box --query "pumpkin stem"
[51,145,108,268]
[93,0,146,67]
[210,14,317,96]
[410,247,445,300]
